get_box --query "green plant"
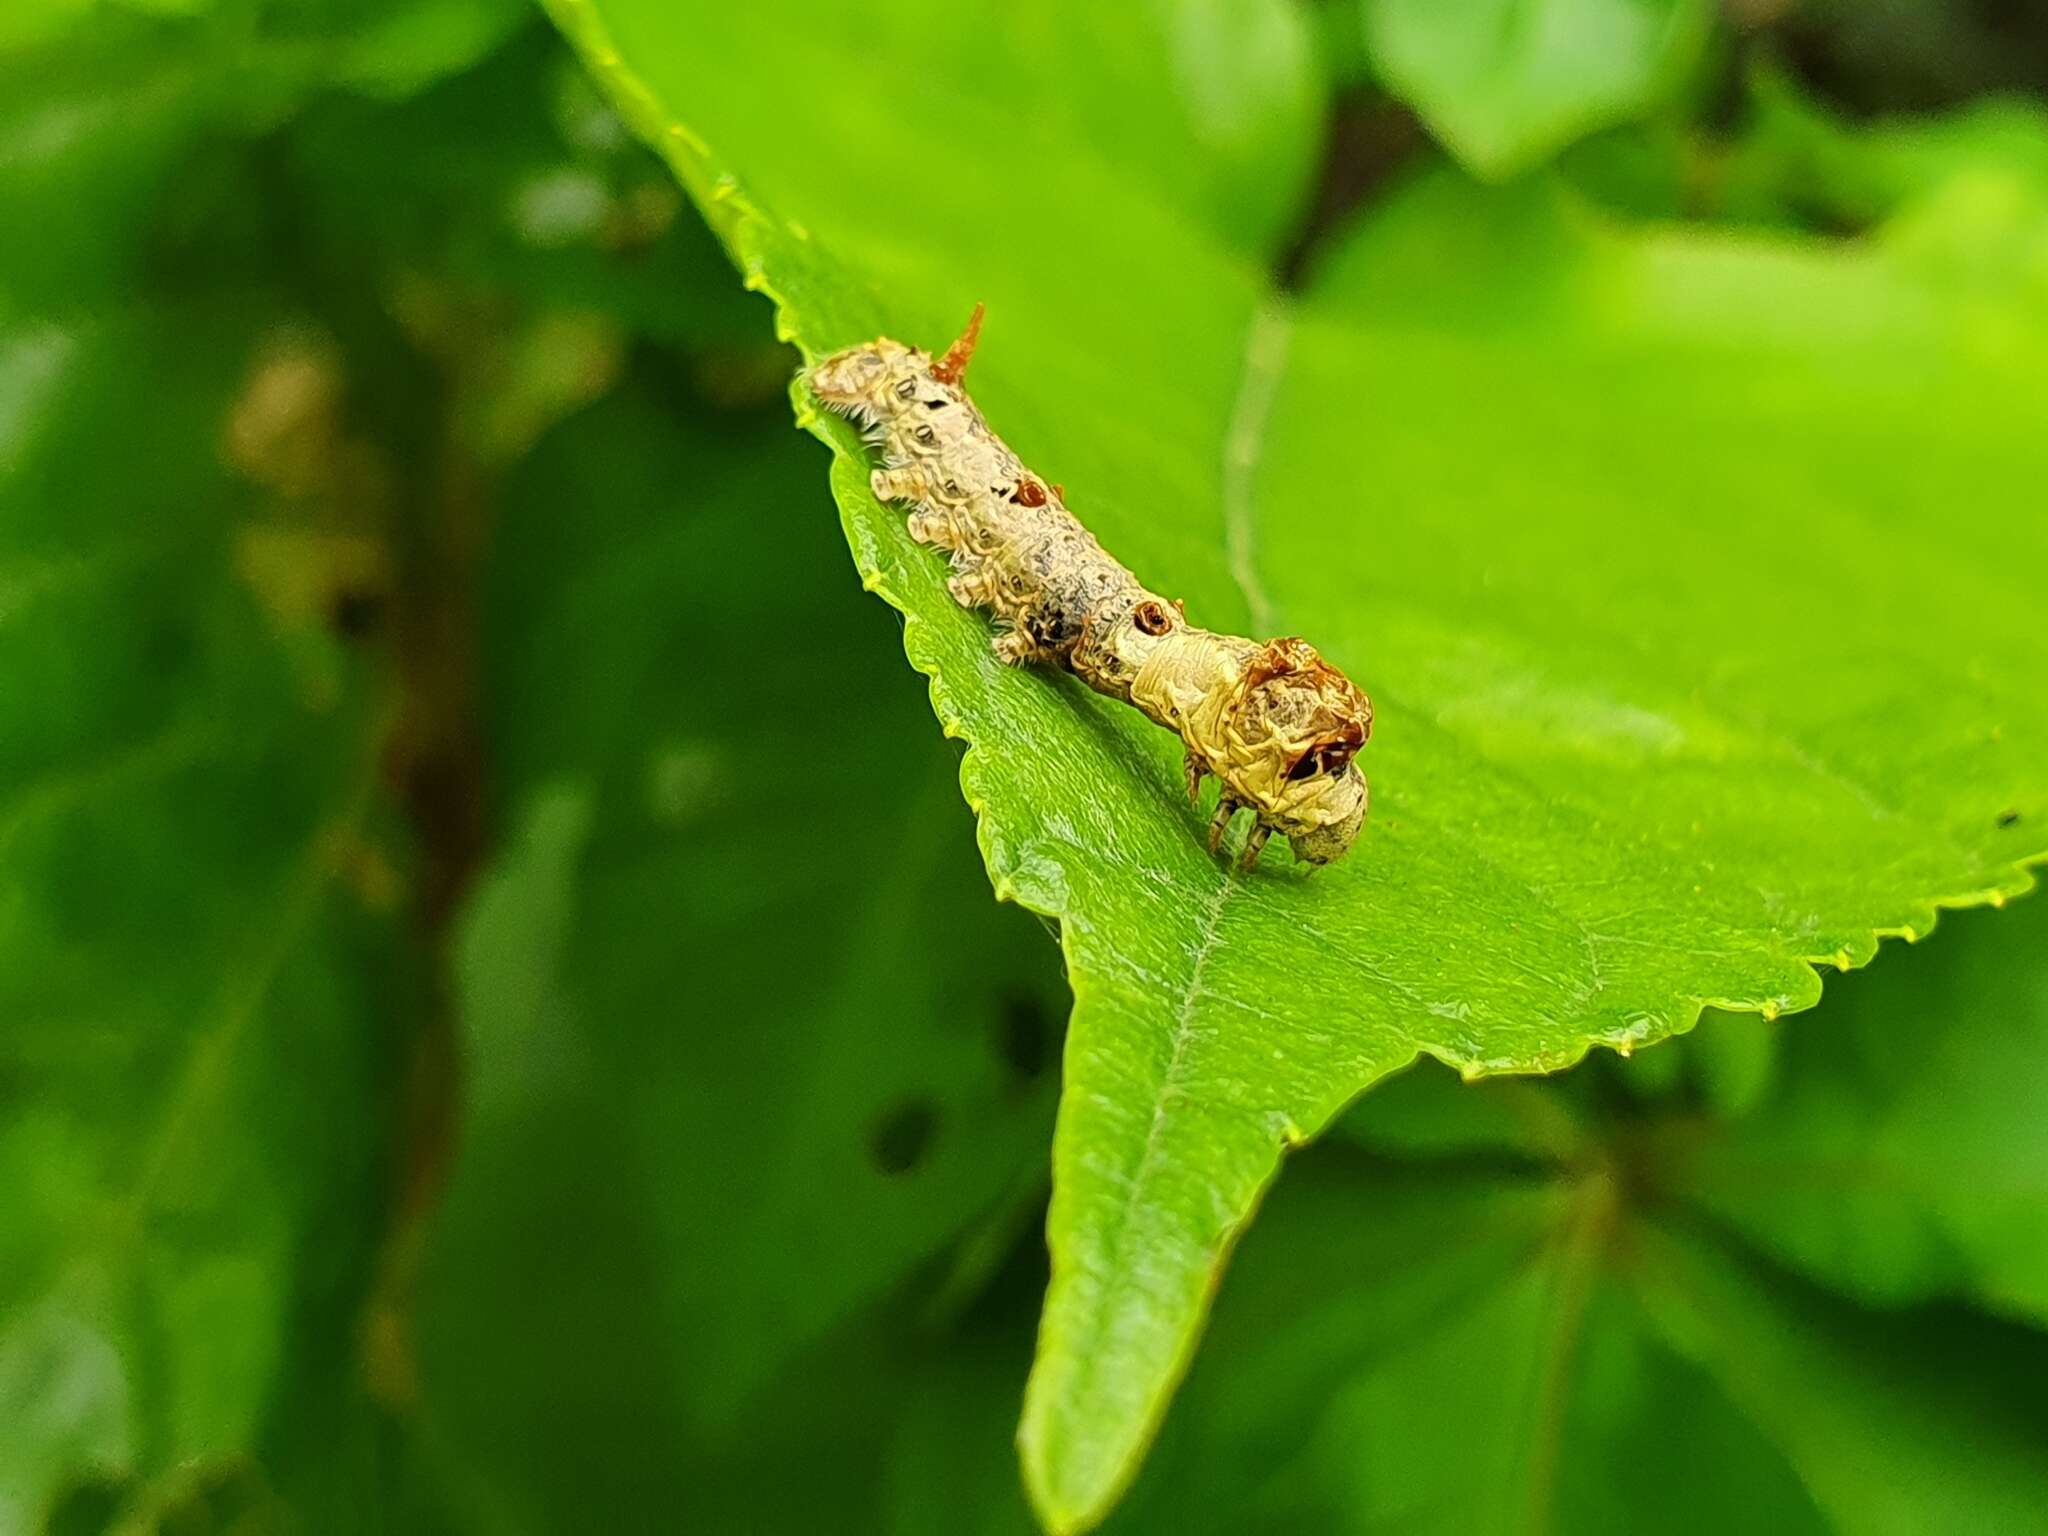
[3,2,2044,1533]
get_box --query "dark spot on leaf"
[328,586,384,640]
[869,1098,939,1175]
[45,1476,130,1536]
[1998,808,2022,828]
[148,614,195,671]
[995,988,1054,1081]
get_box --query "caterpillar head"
[809,306,986,434]
[808,338,929,425]
[1222,638,1373,865]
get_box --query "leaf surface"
[543,1,2048,1523]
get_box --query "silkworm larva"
[810,307,1372,869]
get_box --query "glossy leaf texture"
[544,0,2048,1525]
[412,380,1067,1533]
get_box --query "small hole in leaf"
[1998,808,2022,828]
[869,1099,939,1175]
[45,1476,130,1536]
[328,586,384,640]
[995,989,1053,1082]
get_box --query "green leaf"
[547,2,2048,1526]
[876,903,2048,1533]
[1105,1166,1835,1534]
[1360,0,1715,178]
[1100,908,2048,1533]
[0,0,529,324]
[286,28,774,357]
[0,308,414,1528]
[1630,1222,2048,1535]
[413,384,1066,1531]
[1094,1137,2048,1534]
[1658,896,2048,1322]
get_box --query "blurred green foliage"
[2,2,2046,1535]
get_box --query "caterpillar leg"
[909,509,956,548]
[991,629,1042,666]
[1206,796,1243,855]
[871,466,924,504]
[1237,823,1271,870]
[1183,754,1207,803]
[947,567,996,606]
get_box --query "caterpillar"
[810,307,1372,869]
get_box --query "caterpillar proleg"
[810,308,1372,869]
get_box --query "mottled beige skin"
[810,318,1371,867]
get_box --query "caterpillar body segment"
[809,309,1372,868]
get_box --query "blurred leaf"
[1106,1167,1836,1535]
[1659,897,2048,1322]
[1759,0,2048,116]
[0,0,532,321]
[1326,1056,1594,1165]
[0,18,217,316]
[0,307,415,1530]
[1095,1144,2048,1535]
[549,1,2048,1525]
[286,25,774,358]
[1630,1222,2048,1535]
[0,0,95,54]
[1719,69,2048,231]
[413,383,1066,1532]
[1560,66,2048,235]
[1359,0,1715,178]
[309,0,527,99]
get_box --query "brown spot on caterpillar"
[1011,477,1049,508]
[1132,599,1174,637]
[930,302,985,387]
[1241,636,1322,691]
